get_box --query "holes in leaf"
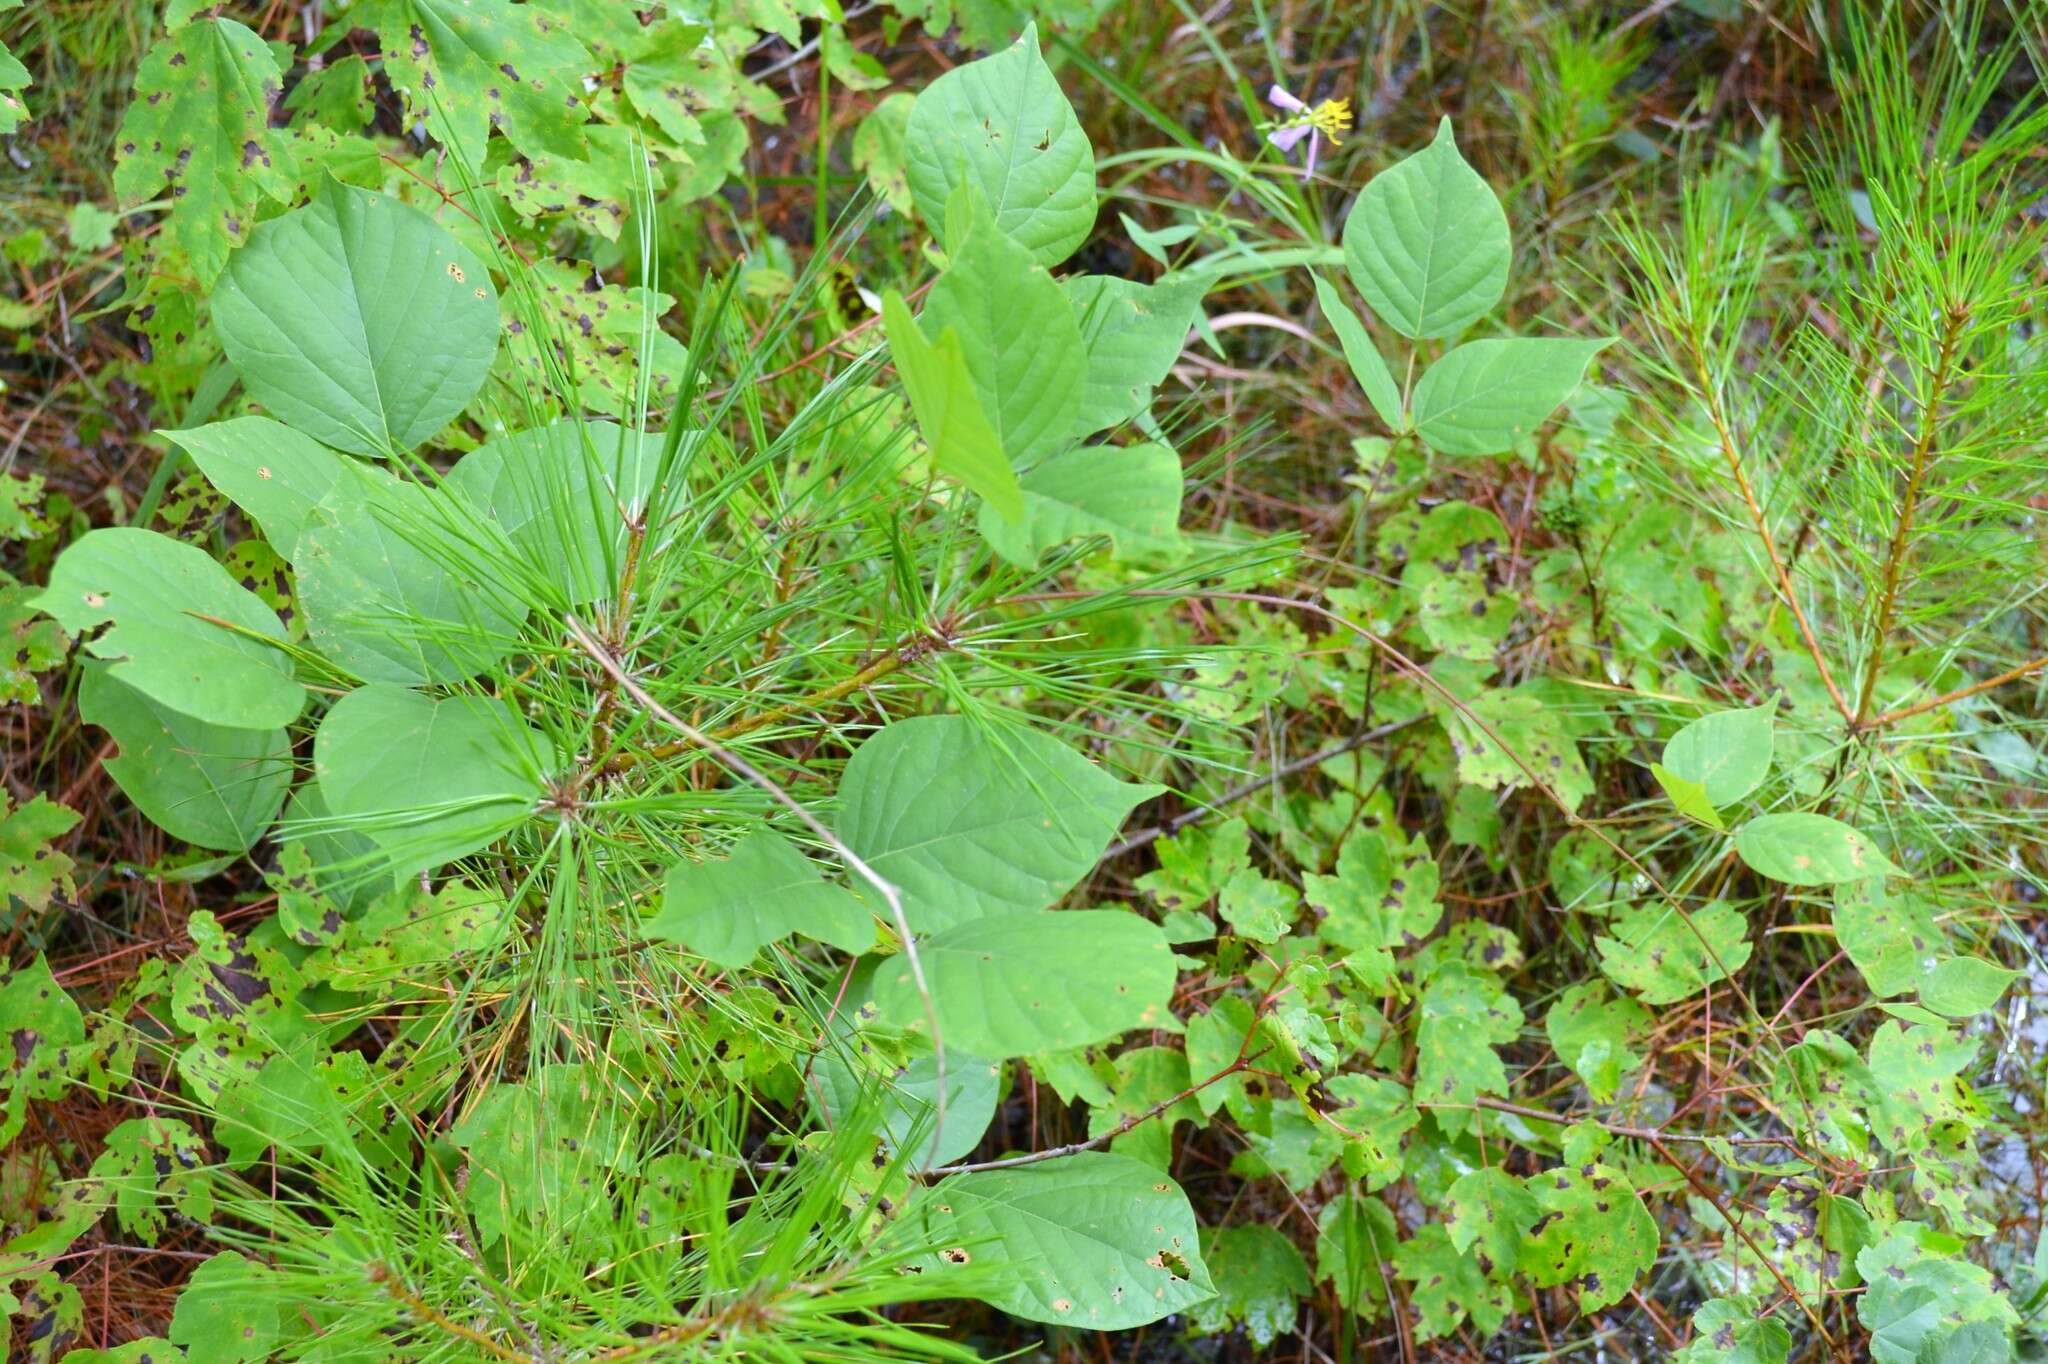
[940,1247,969,1264]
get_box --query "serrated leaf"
[1856,1228,2018,1364]
[644,830,873,968]
[357,0,592,169]
[33,527,302,728]
[1522,1162,1657,1310]
[837,715,1159,932]
[1545,981,1650,1102]
[1736,812,1902,885]
[1445,1166,1536,1277]
[212,181,500,458]
[1188,1224,1308,1346]
[1340,118,1509,339]
[1676,1298,1792,1363]
[313,683,550,880]
[1,794,80,927]
[1596,900,1752,1005]
[89,1117,213,1243]
[903,1152,1212,1328]
[1864,1021,1976,1155]
[882,290,1023,522]
[1663,704,1774,806]
[1313,274,1403,429]
[112,20,295,286]
[1415,963,1523,1135]
[1087,1044,1199,1169]
[977,442,1186,568]
[80,665,291,853]
[1216,867,1298,943]
[1394,1223,1511,1339]
[0,954,85,1145]
[1833,878,1943,998]
[1306,826,1444,988]
[923,206,1086,466]
[1413,337,1611,456]
[874,909,1175,1056]
[903,24,1096,267]
[1066,275,1203,437]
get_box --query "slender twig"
[366,1263,528,1363]
[1858,653,2048,732]
[1854,309,1966,724]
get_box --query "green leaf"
[904,1152,1211,1328]
[1394,1224,1511,1339]
[33,527,303,728]
[903,24,1096,267]
[89,1117,213,1242]
[852,91,917,212]
[1087,1044,1199,1169]
[1,794,80,928]
[1415,963,1523,1135]
[1544,981,1650,1103]
[293,477,527,685]
[1662,704,1774,806]
[1863,1021,1976,1155]
[1521,1162,1658,1310]
[356,0,593,169]
[1652,762,1726,830]
[1340,118,1509,339]
[1445,1166,1536,1276]
[1066,275,1204,438]
[923,206,1087,466]
[1216,867,1298,943]
[1315,1190,1398,1316]
[1307,826,1444,987]
[1676,1298,1792,1363]
[1188,1225,1308,1347]
[1442,688,1594,811]
[211,181,500,458]
[809,1043,1000,1170]
[0,32,29,135]
[112,20,296,286]
[977,442,1186,568]
[882,290,1023,522]
[80,665,292,853]
[874,909,1175,1056]
[167,1253,279,1363]
[1596,900,1753,1005]
[446,420,672,606]
[1313,275,1404,429]
[1856,1227,2017,1364]
[1917,956,2017,1019]
[1412,337,1611,456]
[1736,812,1902,885]
[838,716,1160,932]
[0,954,85,1146]
[644,831,874,968]
[166,416,369,561]
[1833,878,1943,998]
[313,683,550,880]
[61,1342,189,1364]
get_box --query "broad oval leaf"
[1066,274,1203,439]
[1736,813,1902,885]
[1412,337,1610,456]
[903,1152,1213,1328]
[923,209,1086,467]
[81,665,291,853]
[313,683,550,880]
[33,527,303,729]
[903,24,1096,267]
[165,416,368,561]
[1917,956,2017,1019]
[873,909,1176,1056]
[809,1045,1001,1170]
[294,479,527,685]
[838,716,1161,932]
[643,830,874,968]
[882,290,1023,522]
[977,442,1186,569]
[1340,118,1509,340]
[1663,704,1774,807]
[446,420,680,606]
[212,181,499,457]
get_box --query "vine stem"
[562,616,949,1157]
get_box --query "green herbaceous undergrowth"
[4,9,2046,1364]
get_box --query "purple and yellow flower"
[1266,85,1353,177]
